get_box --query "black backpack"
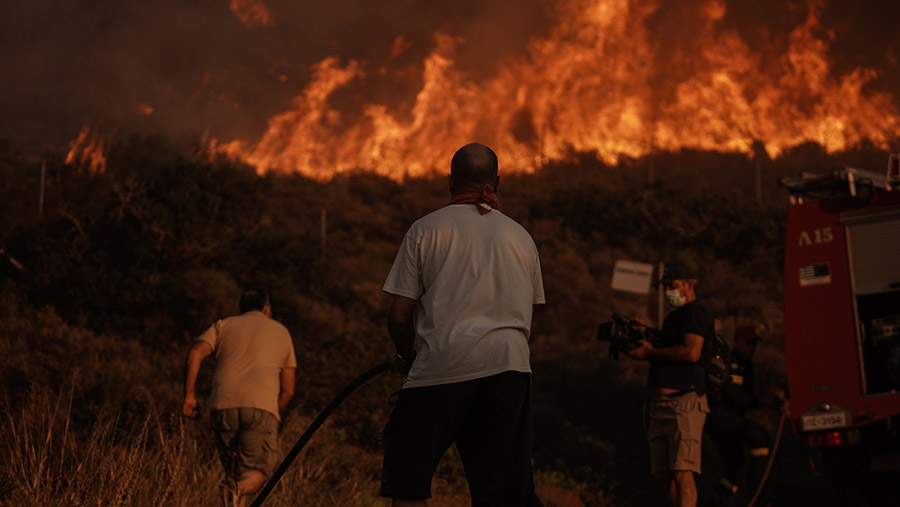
[703,331,731,403]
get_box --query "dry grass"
[2,387,595,506]
[1,386,476,506]
[256,414,387,506]
[1,384,206,506]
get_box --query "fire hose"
[249,361,392,507]
[247,363,787,506]
[746,398,789,507]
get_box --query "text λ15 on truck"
[780,154,900,478]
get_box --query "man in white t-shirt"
[182,287,297,507]
[380,143,545,507]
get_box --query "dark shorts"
[212,407,280,479]
[380,371,538,506]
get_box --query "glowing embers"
[65,125,108,174]
[229,0,273,29]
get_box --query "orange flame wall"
[212,0,900,180]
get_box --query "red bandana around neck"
[448,184,501,214]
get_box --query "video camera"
[596,313,658,360]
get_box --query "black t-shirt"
[647,300,715,394]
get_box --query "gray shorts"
[647,392,709,475]
[212,407,280,479]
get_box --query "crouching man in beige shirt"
[183,287,297,507]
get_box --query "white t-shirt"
[196,311,297,420]
[383,204,545,388]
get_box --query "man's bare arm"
[278,367,296,413]
[387,295,417,374]
[183,340,213,418]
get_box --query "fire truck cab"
[781,155,900,473]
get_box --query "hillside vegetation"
[1,135,891,505]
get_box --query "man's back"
[383,204,544,388]
[380,143,544,507]
[197,310,295,418]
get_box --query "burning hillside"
[26,0,900,179]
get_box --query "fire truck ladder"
[779,153,900,204]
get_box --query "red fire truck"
[781,155,900,476]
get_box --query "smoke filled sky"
[2,0,899,154]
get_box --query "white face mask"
[665,288,686,308]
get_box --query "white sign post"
[611,259,654,295]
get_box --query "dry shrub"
[534,470,614,507]
[182,269,241,335]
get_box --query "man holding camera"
[627,261,714,507]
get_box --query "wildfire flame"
[137,103,155,116]
[211,0,898,180]
[229,0,274,29]
[65,125,108,174]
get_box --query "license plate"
[801,412,848,431]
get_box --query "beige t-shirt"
[383,204,545,389]
[196,311,297,420]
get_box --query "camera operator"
[626,261,714,507]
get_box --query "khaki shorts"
[212,407,280,479]
[647,392,709,475]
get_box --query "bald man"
[380,143,545,507]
